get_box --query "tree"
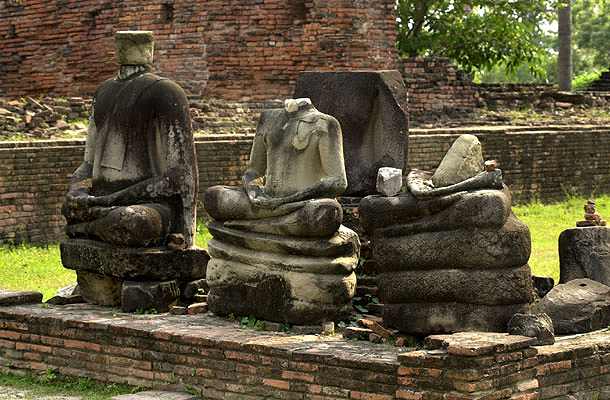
[573,0,610,70]
[396,0,561,76]
[558,0,573,90]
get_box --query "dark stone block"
[532,278,610,334]
[383,302,528,334]
[378,265,533,305]
[76,270,122,306]
[180,278,208,299]
[508,313,555,345]
[559,226,610,286]
[371,213,531,271]
[293,71,408,196]
[121,280,180,313]
[0,290,42,305]
[61,238,209,281]
[532,275,555,298]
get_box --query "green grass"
[0,244,72,301]
[0,370,141,399]
[513,194,610,283]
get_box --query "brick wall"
[397,57,482,124]
[1,303,610,399]
[0,125,609,245]
[0,0,397,100]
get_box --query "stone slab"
[559,226,610,286]
[0,290,42,305]
[110,391,198,400]
[121,280,180,313]
[383,302,529,334]
[378,264,533,305]
[371,213,531,271]
[532,278,610,334]
[61,239,209,281]
[293,70,408,196]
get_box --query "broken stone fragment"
[121,280,180,313]
[532,278,610,334]
[507,313,555,345]
[376,167,402,197]
[114,30,154,65]
[431,134,484,187]
[77,270,123,306]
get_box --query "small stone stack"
[576,198,607,227]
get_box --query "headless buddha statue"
[204,98,348,237]
[61,31,198,248]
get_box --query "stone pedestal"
[360,193,533,334]
[206,221,359,325]
[559,226,610,286]
[60,239,209,310]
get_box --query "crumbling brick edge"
[1,303,609,399]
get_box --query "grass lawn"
[0,371,140,400]
[0,196,608,300]
[513,194,610,284]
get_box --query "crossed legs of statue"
[63,203,173,247]
[204,186,342,238]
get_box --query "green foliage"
[240,315,257,329]
[572,68,607,91]
[573,0,610,70]
[134,308,158,315]
[396,0,560,76]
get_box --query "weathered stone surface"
[383,302,528,334]
[293,70,408,196]
[76,270,122,306]
[61,239,208,281]
[508,313,555,345]
[114,31,154,66]
[0,290,42,305]
[371,213,531,271]
[431,134,484,187]
[532,278,610,334]
[121,280,180,313]
[532,275,555,299]
[376,167,402,197]
[206,221,359,257]
[359,186,512,235]
[110,390,199,400]
[378,264,533,305]
[206,257,356,325]
[559,226,610,286]
[47,282,84,305]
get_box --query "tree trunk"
[558,0,572,91]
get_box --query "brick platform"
[1,303,609,399]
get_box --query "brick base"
[1,303,609,399]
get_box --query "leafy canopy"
[573,0,610,70]
[397,0,562,76]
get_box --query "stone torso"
[89,72,168,196]
[262,108,331,197]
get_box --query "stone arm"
[242,112,268,205]
[64,106,97,210]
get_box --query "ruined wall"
[397,57,482,123]
[0,0,397,100]
[1,304,610,399]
